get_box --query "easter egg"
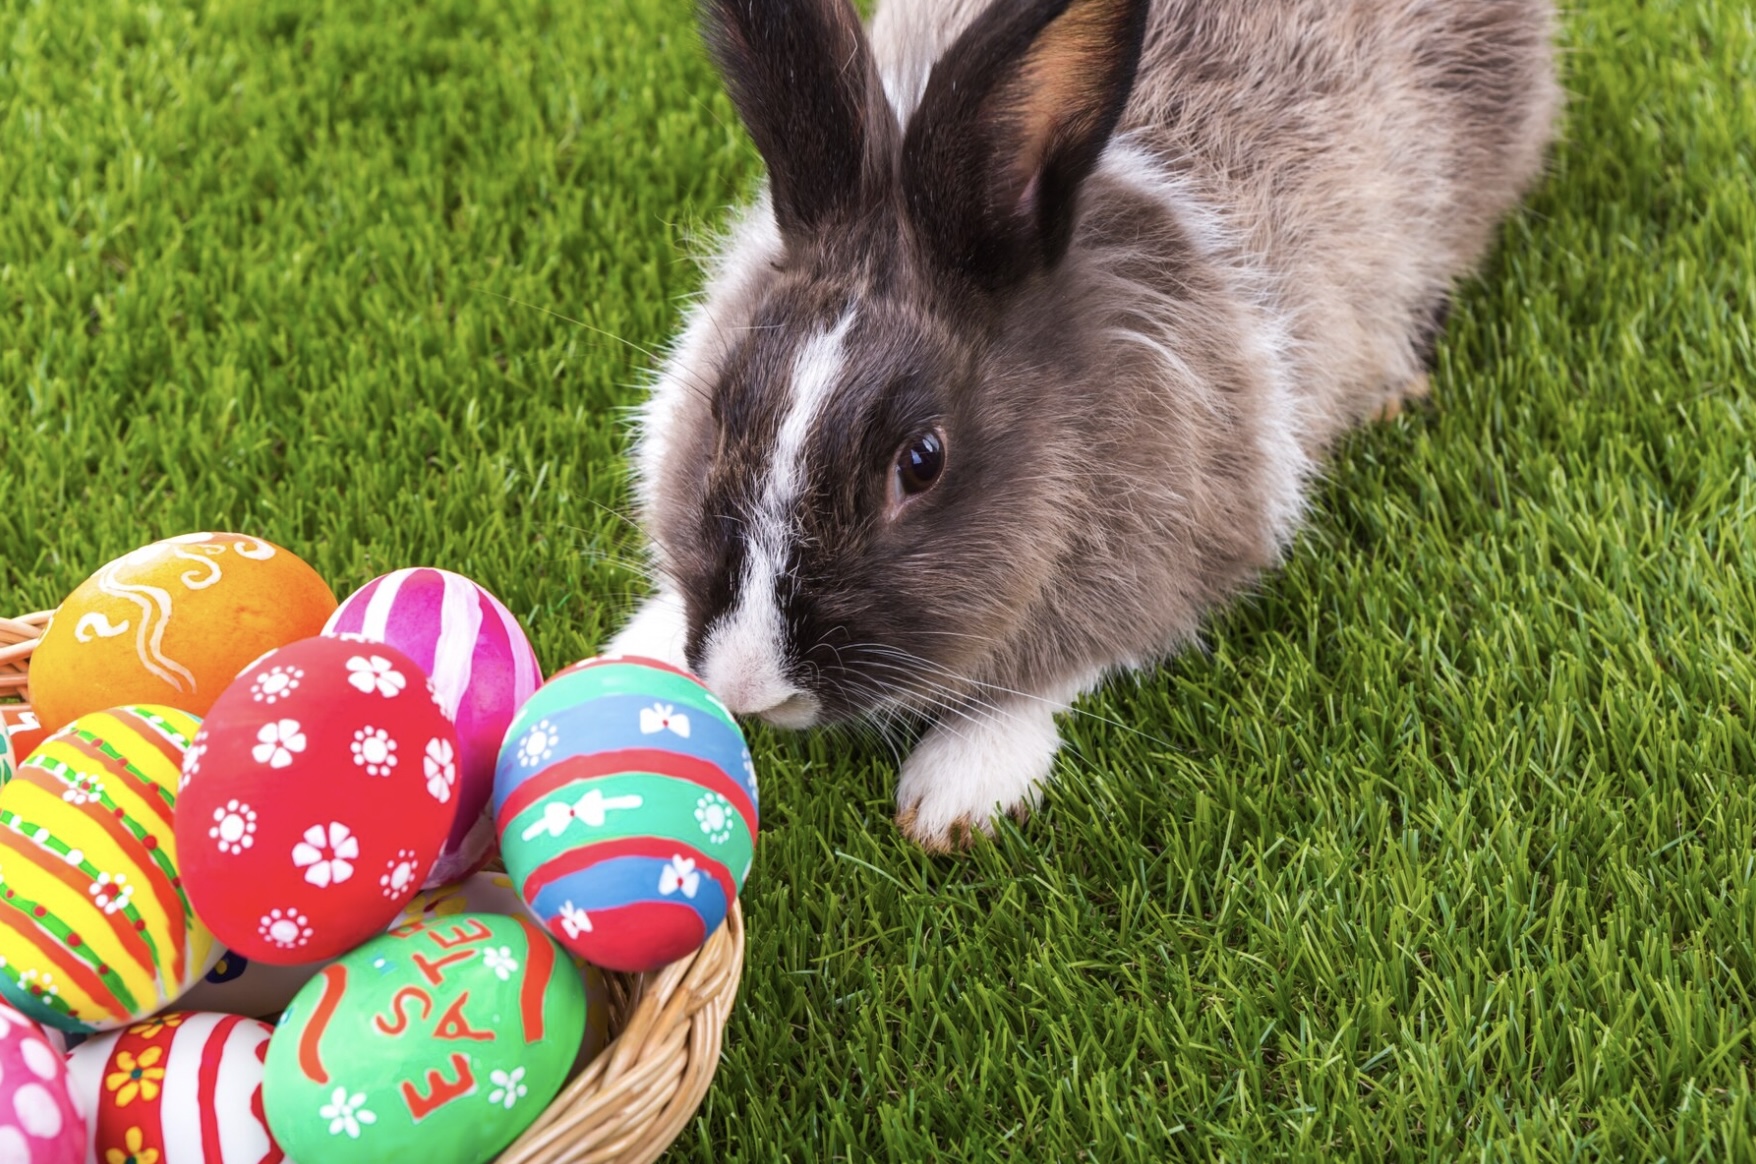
[0,707,218,1033]
[29,533,337,735]
[389,872,611,1066]
[494,656,759,973]
[264,913,585,1164]
[323,569,541,887]
[66,1012,278,1164]
[0,1001,84,1164]
[176,636,460,965]
[0,719,15,789]
[1,705,49,780]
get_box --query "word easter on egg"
[265,913,584,1164]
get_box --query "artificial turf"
[2,0,1753,1158]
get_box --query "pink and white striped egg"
[66,1012,278,1164]
[0,1002,82,1164]
[323,568,541,886]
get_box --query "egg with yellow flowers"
[27,533,336,736]
[0,706,219,1033]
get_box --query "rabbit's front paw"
[606,589,692,671]
[1371,372,1431,422]
[894,698,1063,852]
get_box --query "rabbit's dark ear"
[902,0,1150,291]
[700,0,895,242]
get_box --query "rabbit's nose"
[752,692,821,730]
[712,671,821,730]
[699,635,821,729]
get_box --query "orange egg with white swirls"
[28,533,336,733]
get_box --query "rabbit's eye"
[895,430,946,498]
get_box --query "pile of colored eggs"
[0,532,759,1164]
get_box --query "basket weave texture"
[2,607,745,1164]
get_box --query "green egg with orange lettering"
[261,912,586,1164]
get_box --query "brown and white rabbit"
[610,0,1562,850]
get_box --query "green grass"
[3,0,1754,1158]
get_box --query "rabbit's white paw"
[606,590,692,672]
[895,697,1063,852]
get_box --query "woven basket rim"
[3,607,743,1164]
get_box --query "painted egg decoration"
[388,872,611,1066]
[175,869,556,1022]
[65,1012,279,1164]
[323,569,541,887]
[0,706,218,1034]
[29,533,337,733]
[0,718,15,790]
[176,636,460,965]
[0,1001,84,1164]
[1,705,50,783]
[264,912,585,1164]
[494,656,758,973]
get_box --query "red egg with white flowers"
[175,636,460,964]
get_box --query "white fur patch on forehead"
[764,307,859,513]
[699,306,858,719]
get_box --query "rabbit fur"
[610,0,1562,850]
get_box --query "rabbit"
[609,0,1561,850]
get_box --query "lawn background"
[3,0,1754,1158]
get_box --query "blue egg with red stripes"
[492,656,758,972]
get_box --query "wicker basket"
[1,608,745,1164]
[0,610,50,697]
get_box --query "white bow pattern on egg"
[639,703,690,738]
[658,855,701,899]
[520,788,645,842]
[558,901,593,938]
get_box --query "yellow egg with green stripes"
[0,705,220,1033]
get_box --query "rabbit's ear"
[700,0,895,242]
[902,0,1150,290]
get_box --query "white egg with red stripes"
[65,1011,280,1163]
